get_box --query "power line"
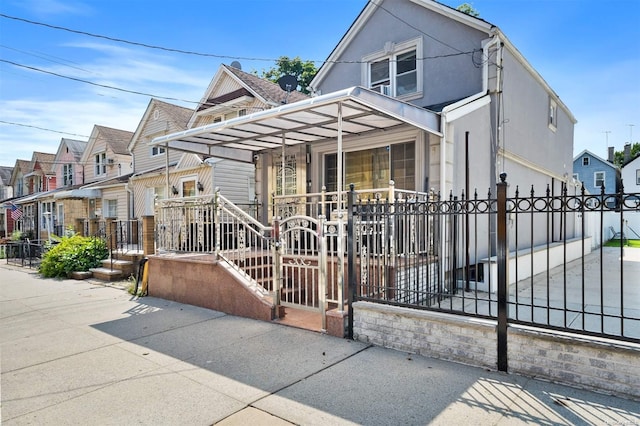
[0,59,199,104]
[0,120,90,138]
[0,13,476,65]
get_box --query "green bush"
[39,236,108,278]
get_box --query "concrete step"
[89,267,123,282]
[101,259,136,277]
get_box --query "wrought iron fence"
[4,239,50,268]
[349,178,640,345]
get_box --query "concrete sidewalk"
[1,265,638,425]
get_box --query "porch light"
[171,185,179,195]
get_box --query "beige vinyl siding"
[100,186,129,221]
[133,107,185,173]
[210,160,255,205]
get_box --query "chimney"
[624,143,631,164]
[607,146,615,163]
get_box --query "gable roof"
[64,138,88,161]
[310,0,494,90]
[190,64,310,127]
[81,125,134,164]
[308,0,576,124]
[0,166,13,185]
[223,64,309,106]
[30,151,56,174]
[573,149,618,169]
[128,99,193,152]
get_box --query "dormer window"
[363,37,422,99]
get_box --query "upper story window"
[582,157,590,166]
[594,171,605,189]
[363,38,422,99]
[151,146,166,157]
[63,164,73,186]
[95,152,107,176]
[548,98,558,131]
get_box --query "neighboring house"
[77,125,134,222]
[9,159,30,199]
[572,149,619,197]
[12,152,57,239]
[0,166,13,201]
[48,138,89,235]
[127,99,194,219]
[0,166,14,238]
[620,153,640,239]
[153,0,576,252]
[138,64,305,221]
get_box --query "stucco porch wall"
[353,301,640,399]
[147,255,276,322]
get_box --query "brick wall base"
[353,301,640,400]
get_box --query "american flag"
[10,204,23,221]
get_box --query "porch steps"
[89,255,143,282]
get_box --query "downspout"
[437,33,500,289]
[126,182,133,220]
[439,32,499,198]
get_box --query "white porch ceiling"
[150,86,442,163]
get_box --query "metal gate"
[274,215,327,329]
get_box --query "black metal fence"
[348,176,640,357]
[4,239,50,268]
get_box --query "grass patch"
[604,239,640,248]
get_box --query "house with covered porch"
[147,0,578,335]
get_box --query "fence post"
[497,172,508,372]
[142,216,155,256]
[347,183,356,340]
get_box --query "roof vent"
[230,61,242,70]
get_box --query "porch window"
[275,155,297,196]
[181,178,197,197]
[95,152,107,176]
[105,199,117,218]
[594,171,605,189]
[324,142,415,191]
[364,38,421,98]
[63,164,73,186]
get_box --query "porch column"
[142,215,155,256]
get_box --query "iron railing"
[348,177,640,345]
[4,239,50,268]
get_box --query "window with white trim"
[636,169,640,185]
[95,152,107,176]
[594,171,605,189]
[151,146,166,156]
[548,98,557,131]
[106,199,117,218]
[63,164,73,186]
[180,177,197,197]
[582,157,590,166]
[363,38,422,98]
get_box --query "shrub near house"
[40,236,108,278]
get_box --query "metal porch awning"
[150,86,442,163]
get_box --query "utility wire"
[0,120,90,138]
[0,13,476,65]
[0,59,199,104]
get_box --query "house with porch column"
[147,0,579,335]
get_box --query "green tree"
[258,56,317,95]
[613,142,640,166]
[457,3,480,17]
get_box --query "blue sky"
[0,0,638,168]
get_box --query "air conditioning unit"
[107,158,115,165]
[371,84,391,96]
